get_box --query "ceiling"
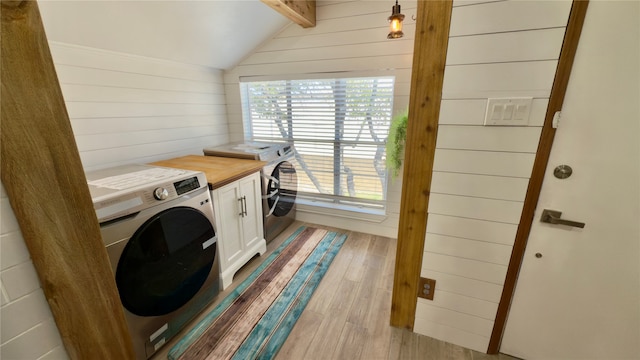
[38,0,291,70]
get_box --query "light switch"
[504,104,515,119]
[484,98,533,126]
[491,104,503,121]
[514,104,528,120]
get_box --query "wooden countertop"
[150,155,265,190]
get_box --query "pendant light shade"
[387,0,404,39]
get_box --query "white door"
[239,172,264,249]
[214,183,244,268]
[500,2,640,359]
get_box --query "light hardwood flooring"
[153,221,519,360]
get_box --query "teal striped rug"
[169,226,347,360]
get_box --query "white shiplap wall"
[1,43,230,358]
[413,0,572,352]
[50,42,230,171]
[0,186,68,360]
[224,0,418,238]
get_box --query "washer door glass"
[116,207,216,317]
[266,161,297,217]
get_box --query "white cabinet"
[211,171,266,289]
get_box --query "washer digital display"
[174,177,200,195]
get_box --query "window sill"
[296,199,387,223]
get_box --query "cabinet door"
[239,172,264,249]
[213,183,244,269]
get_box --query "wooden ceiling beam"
[261,0,316,28]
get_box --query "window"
[240,75,394,212]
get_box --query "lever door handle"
[540,209,585,228]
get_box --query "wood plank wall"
[224,0,418,238]
[413,0,573,352]
[0,42,230,358]
[0,187,69,359]
[49,42,230,171]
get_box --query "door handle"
[540,209,585,228]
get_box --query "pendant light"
[387,0,404,39]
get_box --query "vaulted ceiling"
[38,0,292,70]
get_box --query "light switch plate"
[484,98,533,126]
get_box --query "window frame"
[239,71,397,214]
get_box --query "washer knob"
[153,187,169,200]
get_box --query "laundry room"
[3,1,640,360]
[2,1,412,358]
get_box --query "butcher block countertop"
[150,155,265,190]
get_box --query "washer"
[203,142,298,243]
[87,164,220,359]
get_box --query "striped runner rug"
[168,226,347,360]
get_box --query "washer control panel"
[88,166,206,223]
[153,187,169,200]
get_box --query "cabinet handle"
[242,196,248,216]
[238,197,244,217]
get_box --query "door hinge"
[552,111,562,129]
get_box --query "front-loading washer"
[203,142,298,243]
[87,164,220,359]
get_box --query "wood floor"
[153,221,519,360]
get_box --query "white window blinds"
[240,76,394,210]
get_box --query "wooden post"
[390,0,452,329]
[1,1,135,358]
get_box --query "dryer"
[203,142,298,243]
[87,164,220,359]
